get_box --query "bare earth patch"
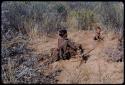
[28,30,124,84]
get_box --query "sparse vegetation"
[1,1,124,84]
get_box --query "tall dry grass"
[1,1,123,84]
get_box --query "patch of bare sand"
[28,36,57,54]
[29,30,124,84]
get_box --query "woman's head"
[58,29,67,38]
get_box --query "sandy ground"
[28,30,124,84]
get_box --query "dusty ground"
[28,30,124,84]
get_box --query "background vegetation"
[2,2,123,37]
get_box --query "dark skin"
[58,33,77,52]
[96,27,101,34]
[50,30,84,61]
[94,27,103,40]
[57,33,68,50]
[58,32,84,59]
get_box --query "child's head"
[58,29,67,38]
[96,26,101,33]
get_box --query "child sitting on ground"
[94,26,104,41]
